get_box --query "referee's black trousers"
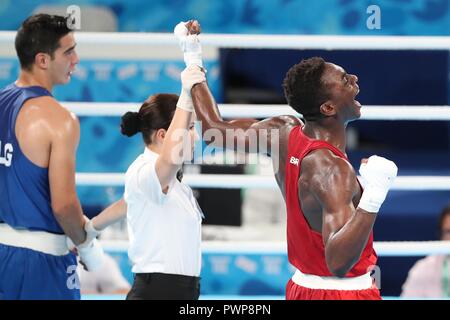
[126,272,200,300]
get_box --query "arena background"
[0,0,449,298]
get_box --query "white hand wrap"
[66,218,104,271]
[176,88,194,112]
[358,155,398,213]
[181,65,206,91]
[66,218,101,250]
[174,21,203,68]
[77,238,104,271]
[83,219,101,245]
[177,65,206,112]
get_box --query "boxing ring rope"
[100,240,450,257]
[76,173,450,191]
[1,32,450,50]
[69,102,450,192]
[65,102,450,120]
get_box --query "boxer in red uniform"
[182,35,397,299]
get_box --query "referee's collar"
[143,147,159,160]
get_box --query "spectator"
[401,204,450,298]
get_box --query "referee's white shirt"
[124,148,203,277]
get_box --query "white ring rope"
[101,240,450,256]
[64,102,450,121]
[76,173,450,190]
[1,32,450,50]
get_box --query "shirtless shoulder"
[273,115,302,140]
[19,96,79,134]
[16,96,79,167]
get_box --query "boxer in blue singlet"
[0,14,102,300]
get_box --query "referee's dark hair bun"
[122,94,178,144]
[120,111,140,137]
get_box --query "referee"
[91,20,205,300]
[121,90,204,300]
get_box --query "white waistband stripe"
[292,269,374,290]
[0,223,69,256]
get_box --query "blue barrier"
[1,0,449,35]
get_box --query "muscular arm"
[48,108,86,245]
[191,82,300,155]
[307,150,376,277]
[91,198,127,231]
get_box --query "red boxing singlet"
[284,126,380,300]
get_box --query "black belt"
[135,272,200,287]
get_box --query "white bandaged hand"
[66,218,101,250]
[174,21,203,68]
[177,65,206,112]
[176,88,194,112]
[83,219,101,244]
[66,218,104,271]
[181,65,206,91]
[77,238,104,271]
[358,155,398,213]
